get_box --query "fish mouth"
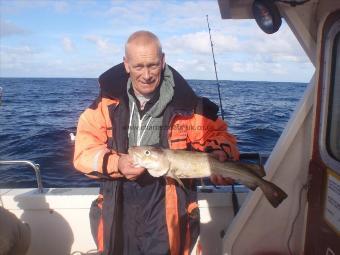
[128,148,143,167]
[127,147,138,157]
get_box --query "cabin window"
[326,33,340,162]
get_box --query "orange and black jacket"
[74,63,239,255]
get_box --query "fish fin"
[168,172,189,194]
[243,163,266,178]
[173,175,186,189]
[260,180,288,208]
[242,181,258,191]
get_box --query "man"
[74,31,239,255]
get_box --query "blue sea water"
[0,78,307,188]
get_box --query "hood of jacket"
[98,63,199,111]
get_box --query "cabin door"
[304,10,340,255]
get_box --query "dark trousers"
[122,173,170,255]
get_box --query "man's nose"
[142,68,151,80]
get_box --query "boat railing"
[0,160,43,193]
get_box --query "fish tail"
[259,180,288,208]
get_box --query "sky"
[0,0,315,82]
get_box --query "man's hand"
[118,154,145,180]
[209,150,235,185]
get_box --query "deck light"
[252,0,282,34]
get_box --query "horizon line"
[0,76,309,84]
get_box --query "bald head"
[123,31,165,96]
[125,31,163,59]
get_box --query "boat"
[1,0,339,254]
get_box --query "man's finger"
[210,174,218,184]
[222,177,234,184]
[125,167,145,180]
[210,150,227,162]
[125,174,137,180]
[210,174,235,185]
[215,175,225,184]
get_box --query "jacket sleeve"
[73,97,121,177]
[187,114,240,160]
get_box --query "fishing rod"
[0,87,2,106]
[206,15,240,221]
[206,15,224,120]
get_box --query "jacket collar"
[98,63,198,111]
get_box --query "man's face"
[124,42,165,96]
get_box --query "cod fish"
[128,146,288,208]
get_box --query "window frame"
[319,19,340,172]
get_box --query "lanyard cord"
[137,115,152,146]
[127,102,135,138]
[128,101,153,146]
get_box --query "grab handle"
[0,160,43,193]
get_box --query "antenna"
[206,15,240,220]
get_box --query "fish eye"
[145,150,151,156]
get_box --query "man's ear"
[123,56,130,74]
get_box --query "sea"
[0,78,307,188]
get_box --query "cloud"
[84,35,118,54]
[1,45,35,57]
[271,54,304,63]
[162,21,311,80]
[1,1,70,14]
[232,62,261,73]
[62,37,75,52]
[105,1,161,21]
[100,1,220,34]
[0,19,29,37]
[0,44,109,78]
[231,61,288,76]
[241,25,310,63]
[165,56,215,79]
[164,31,239,55]
[54,1,69,13]
[0,1,314,81]
[0,45,38,75]
[0,1,47,15]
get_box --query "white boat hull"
[1,187,247,255]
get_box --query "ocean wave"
[0,78,307,188]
